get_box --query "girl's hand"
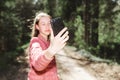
[48,27,69,55]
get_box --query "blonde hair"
[31,11,51,37]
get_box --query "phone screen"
[51,17,65,36]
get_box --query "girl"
[28,12,69,80]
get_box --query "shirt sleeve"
[29,38,53,71]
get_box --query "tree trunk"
[84,0,99,47]
[91,0,99,47]
[84,0,91,45]
[48,0,56,16]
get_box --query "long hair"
[31,11,51,37]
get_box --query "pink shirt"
[28,35,59,80]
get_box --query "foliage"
[0,0,22,52]
[0,0,33,70]
[74,16,86,49]
[0,0,120,71]
[97,0,120,63]
[15,0,35,44]
[99,0,120,44]
[60,0,120,63]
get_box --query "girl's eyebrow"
[40,21,45,23]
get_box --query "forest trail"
[56,47,97,80]
[0,46,120,80]
[56,46,120,80]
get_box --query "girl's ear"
[35,24,39,30]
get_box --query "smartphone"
[51,17,65,36]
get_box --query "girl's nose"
[47,23,51,28]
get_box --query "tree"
[83,0,99,47]
[15,0,35,45]
[84,0,91,46]
[90,0,99,47]
[0,0,23,70]
[0,0,22,52]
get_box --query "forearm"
[31,52,53,71]
[30,48,54,71]
[44,48,56,59]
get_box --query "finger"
[57,27,67,37]
[62,42,67,48]
[61,31,69,40]
[50,27,54,40]
[62,36,69,43]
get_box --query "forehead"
[39,16,51,22]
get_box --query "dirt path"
[0,46,120,80]
[56,49,97,80]
[56,46,120,80]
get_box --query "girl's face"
[36,16,52,37]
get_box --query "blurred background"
[0,0,120,79]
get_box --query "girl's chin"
[45,32,50,35]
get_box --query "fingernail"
[65,27,67,29]
[66,31,69,34]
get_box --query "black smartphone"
[51,17,65,36]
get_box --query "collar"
[38,34,50,47]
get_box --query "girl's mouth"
[45,30,50,32]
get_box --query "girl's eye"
[48,23,51,25]
[41,23,45,25]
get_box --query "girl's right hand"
[48,27,69,56]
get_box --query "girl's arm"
[30,41,53,71]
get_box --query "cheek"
[39,25,45,30]
[49,25,52,29]
[39,27,45,32]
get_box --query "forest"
[0,0,120,78]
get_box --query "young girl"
[28,12,69,80]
